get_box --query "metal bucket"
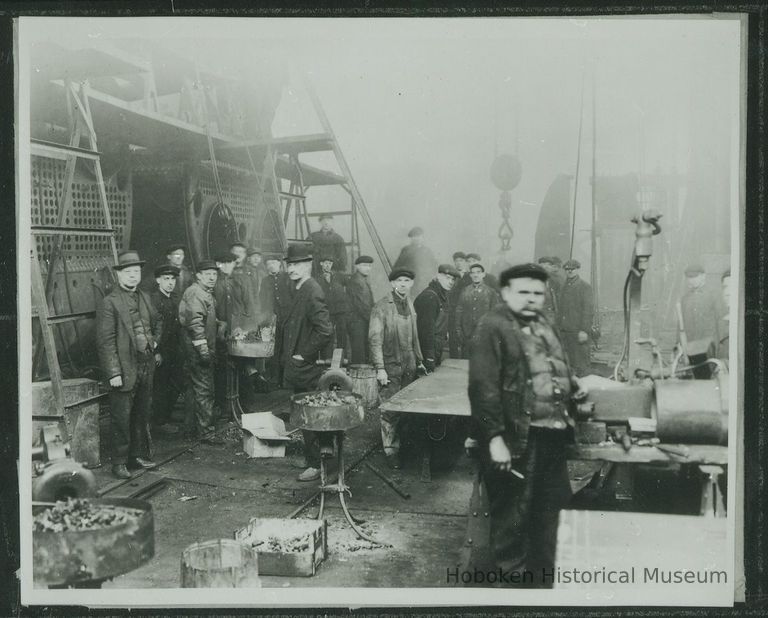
[655,376,728,445]
[33,498,154,588]
[347,364,380,409]
[290,390,365,431]
[181,539,260,588]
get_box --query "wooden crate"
[234,517,327,577]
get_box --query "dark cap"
[468,262,486,273]
[165,243,186,255]
[465,252,481,261]
[318,214,333,222]
[537,256,555,265]
[263,253,283,263]
[550,256,563,266]
[113,250,146,270]
[438,264,460,279]
[355,255,374,265]
[563,259,581,270]
[215,252,238,264]
[196,259,219,273]
[407,227,424,238]
[154,264,180,278]
[452,251,467,260]
[389,268,415,281]
[285,243,313,264]
[500,263,549,287]
[319,254,335,263]
[229,241,247,250]
[685,263,705,276]
[246,247,262,257]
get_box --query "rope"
[569,70,586,260]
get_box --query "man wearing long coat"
[392,227,438,297]
[346,255,375,363]
[97,251,163,478]
[556,259,594,376]
[414,264,460,372]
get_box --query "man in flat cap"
[179,259,224,444]
[468,262,587,587]
[150,263,183,436]
[680,263,722,378]
[414,264,460,373]
[466,253,499,291]
[244,247,267,316]
[260,253,294,386]
[346,255,375,364]
[97,251,163,479]
[214,252,247,413]
[280,243,334,482]
[369,268,426,467]
[455,262,501,359]
[165,244,194,300]
[307,215,347,277]
[556,259,594,376]
[448,252,470,358]
[392,227,438,297]
[317,255,351,357]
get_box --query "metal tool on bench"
[290,349,382,544]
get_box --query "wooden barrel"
[348,364,380,409]
[180,539,260,588]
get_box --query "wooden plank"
[568,443,728,465]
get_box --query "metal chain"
[497,190,514,251]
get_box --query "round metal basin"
[290,390,365,431]
[33,497,154,587]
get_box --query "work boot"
[111,464,131,479]
[385,451,401,470]
[128,457,157,470]
[297,467,320,482]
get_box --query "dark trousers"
[348,318,369,364]
[109,357,154,465]
[332,313,348,351]
[185,349,217,434]
[448,312,461,358]
[561,331,591,376]
[481,428,572,588]
[283,356,332,468]
[152,352,184,426]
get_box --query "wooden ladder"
[31,79,118,417]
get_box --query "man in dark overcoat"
[317,255,351,355]
[468,263,587,587]
[455,263,500,358]
[346,255,375,364]
[392,227,438,297]
[556,259,594,376]
[280,244,334,482]
[97,250,163,479]
[150,263,183,436]
[261,253,294,385]
[414,264,460,372]
[307,214,347,276]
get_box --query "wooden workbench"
[381,359,728,466]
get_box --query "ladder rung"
[31,139,101,161]
[44,310,97,325]
[64,392,108,409]
[32,225,116,237]
[307,210,353,218]
[279,191,306,200]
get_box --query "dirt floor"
[94,391,473,588]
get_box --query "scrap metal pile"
[33,498,142,533]
[294,391,359,407]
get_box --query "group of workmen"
[94,211,731,589]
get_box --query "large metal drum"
[290,390,365,431]
[33,498,154,587]
[655,375,729,445]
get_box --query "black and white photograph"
[16,15,743,607]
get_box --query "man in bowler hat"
[97,250,163,479]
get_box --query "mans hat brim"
[196,260,220,272]
[154,265,180,278]
[500,263,549,287]
[113,260,146,270]
[355,255,374,265]
[389,268,416,281]
[438,264,461,278]
[165,244,187,254]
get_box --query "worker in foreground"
[369,268,426,468]
[279,243,334,482]
[468,262,587,588]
